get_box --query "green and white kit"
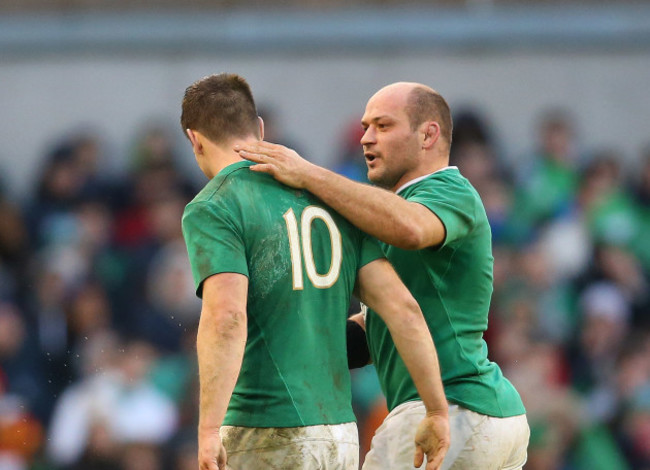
[366,167,526,417]
[183,161,383,428]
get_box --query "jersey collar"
[395,166,458,195]
[217,160,253,176]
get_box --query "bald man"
[237,81,529,469]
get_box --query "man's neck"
[205,137,259,178]
[390,158,449,193]
[213,152,244,176]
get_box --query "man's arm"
[355,258,450,470]
[197,273,248,470]
[236,142,445,250]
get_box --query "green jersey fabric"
[366,167,526,417]
[182,161,383,428]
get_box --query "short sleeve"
[358,233,385,268]
[182,201,249,298]
[407,179,476,248]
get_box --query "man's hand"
[235,141,315,189]
[199,429,228,470]
[414,413,450,470]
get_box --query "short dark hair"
[405,87,453,148]
[180,73,260,144]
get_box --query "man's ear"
[258,116,265,141]
[186,129,203,153]
[422,121,441,150]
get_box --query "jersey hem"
[222,416,358,428]
[445,396,526,418]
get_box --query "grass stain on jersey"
[248,231,291,301]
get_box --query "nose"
[360,127,375,146]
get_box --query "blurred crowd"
[0,124,201,470]
[0,105,649,470]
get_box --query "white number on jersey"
[283,206,342,290]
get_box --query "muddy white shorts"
[362,401,529,470]
[221,421,359,470]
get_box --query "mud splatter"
[222,423,359,469]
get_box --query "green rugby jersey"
[366,167,525,417]
[182,161,383,428]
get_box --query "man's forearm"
[388,313,448,417]
[197,307,247,431]
[304,166,434,250]
[357,260,447,416]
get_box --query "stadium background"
[0,1,649,469]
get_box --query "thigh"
[362,402,527,470]
[223,423,359,470]
[362,401,483,470]
[362,401,427,470]
[501,414,530,470]
[448,413,530,470]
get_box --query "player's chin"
[366,165,381,182]
[367,169,390,188]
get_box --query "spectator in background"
[168,437,199,470]
[509,109,580,243]
[617,353,650,469]
[46,330,121,467]
[113,123,195,249]
[579,151,639,248]
[533,150,640,289]
[492,240,576,346]
[0,179,30,291]
[120,442,163,470]
[69,420,121,470]
[0,381,44,470]
[122,190,199,351]
[27,203,119,405]
[569,282,632,420]
[575,243,650,329]
[130,124,182,174]
[65,281,114,361]
[0,303,49,424]
[26,133,115,247]
[47,335,178,469]
[631,146,650,278]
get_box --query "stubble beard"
[368,166,401,190]
[368,151,416,191]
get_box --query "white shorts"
[362,401,529,470]
[221,422,359,470]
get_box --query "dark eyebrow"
[361,115,392,127]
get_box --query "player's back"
[183,161,381,428]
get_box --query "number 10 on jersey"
[283,206,343,290]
